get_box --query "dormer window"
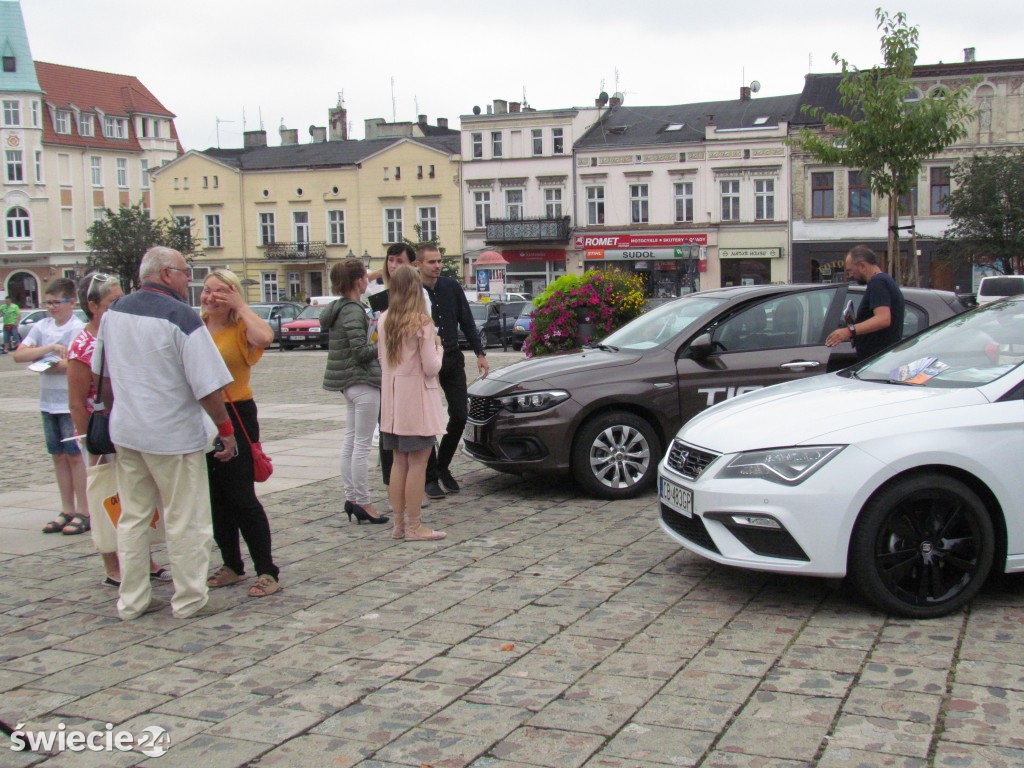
[2,57,15,73]
[103,116,128,139]
[78,114,94,137]
[54,110,71,134]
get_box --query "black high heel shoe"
[344,500,354,521]
[350,503,389,525]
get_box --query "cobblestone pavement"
[1,346,1024,767]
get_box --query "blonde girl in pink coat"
[377,266,447,541]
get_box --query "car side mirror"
[689,333,715,359]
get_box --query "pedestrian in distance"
[322,258,388,525]
[1,295,20,353]
[826,245,905,360]
[200,269,282,598]
[378,265,447,541]
[96,247,236,620]
[13,278,88,535]
[417,244,488,499]
[66,272,169,587]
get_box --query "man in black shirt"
[417,245,489,497]
[826,245,905,360]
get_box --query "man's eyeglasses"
[164,266,190,275]
[44,298,73,308]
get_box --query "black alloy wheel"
[850,474,994,619]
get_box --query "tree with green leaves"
[938,149,1024,276]
[86,203,200,291]
[795,8,977,286]
[403,225,461,282]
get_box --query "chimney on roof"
[243,130,267,149]
[706,114,715,126]
[418,114,427,125]
[509,101,521,113]
[964,47,976,62]
[279,127,298,145]
[740,86,751,101]
[309,125,326,143]
[329,104,348,141]
[493,99,508,114]
[437,117,448,129]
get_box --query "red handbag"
[227,398,273,482]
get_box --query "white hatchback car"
[658,296,1024,618]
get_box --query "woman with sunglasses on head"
[200,269,281,598]
[66,273,168,586]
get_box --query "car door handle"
[780,361,821,370]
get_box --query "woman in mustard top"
[200,270,281,597]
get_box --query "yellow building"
[151,127,461,303]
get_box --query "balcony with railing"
[262,241,327,260]
[485,216,571,244]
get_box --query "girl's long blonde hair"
[384,265,432,367]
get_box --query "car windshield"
[296,306,323,320]
[850,299,1024,388]
[602,296,726,350]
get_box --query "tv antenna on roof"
[215,116,234,148]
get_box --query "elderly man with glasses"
[94,246,237,620]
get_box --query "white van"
[977,275,1024,304]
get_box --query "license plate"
[660,477,693,517]
[289,335,308,341]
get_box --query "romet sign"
[575,233,708,249]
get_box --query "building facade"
[1,0,180,306]
[791,54,1024,292]
[571,90,799,295]
[460,99,599,296]
[152,120,461,303]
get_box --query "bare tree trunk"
[910,209,920,287]
[888,195,902,284]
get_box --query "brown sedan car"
[464,283,968,499]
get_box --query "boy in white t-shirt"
[13,278,88,535]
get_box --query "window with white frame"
[4,150,23,183]
[2,99,20,126]
[103,116,128,139]
[473,191,490,227]
[93,207,106,223]
[586,185,605,225]
[140,159,149,188]
[418,206,438,242]
[116,158,128,188]
[629,183,649,224]
[327,209,346,244]
[531,128,543,156]
[720,179,740,221]
[471,132,483,159]
[491,131,503,158]
[175,215,192,231]
[78,113,94,137]
[384,207,403,242]
[552,127,564,154]
[261,272,280,302]
[673,181,694,222]
[31,100,39,127]
[754,179,775,221]
[90,156,102,187]
[205,214,222,247]
[34,151,42,183]
[152,119,161,138]
[55,110,71,134]
[544,188,563,218]
[5,206,30,239]
[186,265,209,306]
[259,212,276,245]
[293,211,310,246]
[504,189,523,220]
[288,272,301,299]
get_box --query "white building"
[460,98,600,296]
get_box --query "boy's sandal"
[150,568,172,581]
[42,513,72,533]
[248,574,279,598]
[61,515,90,535]
[103,576,120,587]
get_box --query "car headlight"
[716,445,845,485]
[497,390,570,413]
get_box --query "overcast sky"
[18,0,1024,151]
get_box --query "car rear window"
[979,276,1024,298]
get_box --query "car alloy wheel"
[850,473,994,619]
[571,411,660,500]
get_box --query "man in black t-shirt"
[826,245,905,360]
